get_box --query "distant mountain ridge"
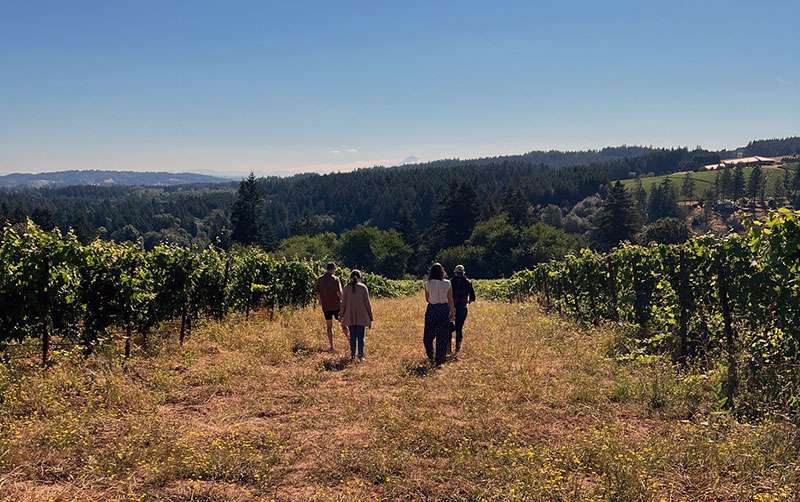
[3,137,797,189]
[0,146,667,189]
[0,170,230,188]
[390,145,656,172]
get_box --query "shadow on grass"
[402,359,434,378]
[291,340,330,358]
[320,356,352,372]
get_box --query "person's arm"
[447,286,456,321]
[339,288,348,324]
[336,278,343,302]
[364,287,374,324]
[424,282,430,304]
[468,280,476,303]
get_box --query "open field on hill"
[621,163,798,201]
[1,296,797,501]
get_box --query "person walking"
[423,262,455,366]
[340,269,373,362]
[450,264,476,354]
[314,262,346,351]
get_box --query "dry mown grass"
[0,295,797,501]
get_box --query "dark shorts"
[323,309,340,320]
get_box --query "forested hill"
[742,136,800,157]
[259,147,711,235]
[0,170,229,188]
[0,146,699,240]
[393,145,656,171]
[1,136,798,265]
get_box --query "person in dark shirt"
[450,264,476,353]
[314,262,346,351]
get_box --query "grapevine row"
[505,209,800,417]
[0,221,354,364]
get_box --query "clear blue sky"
[1,0,798,175]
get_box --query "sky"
[1,0,798,176]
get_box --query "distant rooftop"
[703,156,780,170]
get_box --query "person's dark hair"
[326,262,336,272]
[349,269,362,291]
[429,262,446,281]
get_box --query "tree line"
[2,137,799,278]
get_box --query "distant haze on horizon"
[1,0,798,177]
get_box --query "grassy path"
[0,296,797,500]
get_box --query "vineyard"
[504,209,800,419]
[0,221,415,365]
[1,217,799,499]
[4,210,800,418]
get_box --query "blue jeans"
[454,305,468,351]
[349,325,365,358]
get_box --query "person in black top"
[450,264,476,353]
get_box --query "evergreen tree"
[732,165,746,199]
[647,178,681,220]
[231,173,265,246]
[634,177,648,220]
[774,174,787,203]
[257,211,278,250]
[395,206,420,248]
[31,207,57,231]
[701,191,715,229]
[502,186,530,227]
[204,209,232,249]
[747,166,764,205]
[782,168,791,198]
[680,173,695,199]
[11,206,26,224]
[791,167,800,201]
[436,182,479,248]
[73,209,96,243]
[594,181,640,249]
[719,168,733,198]
[712,171,722,199]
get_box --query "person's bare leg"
[326,319,334,351]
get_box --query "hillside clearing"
[0,296,797,501]
[621,164,797,201]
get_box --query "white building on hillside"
[703,156,780,170]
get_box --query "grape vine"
[504,209,800,417]
[0,222,322,364]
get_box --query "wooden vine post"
[677,248,690,364]
[542,278,551,312]
[607,260,619,322]
[587,268,599,322]
[179,302,188,345]
[124,323,132,359]
[41,255,51,367]
[631,254,646,336]
[221,255,232,318]
[124,260,136,359]
[717,255,737,410]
